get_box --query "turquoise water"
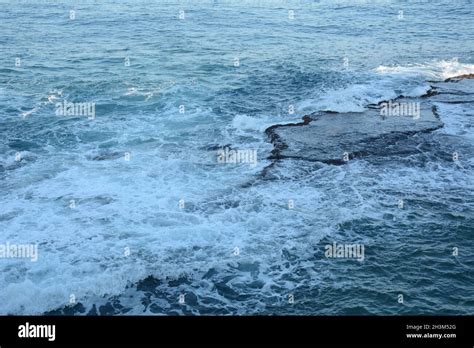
[0,0,473,314]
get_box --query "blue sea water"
[0,0,473,315]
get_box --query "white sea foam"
[230,114,290,133]
[0,145,366,314]
[1,0,473,316]
[297,60,472,114]
[375,59,474,80]
[434,102,474,140]
[2,61,472,314]
[296,78,431,114]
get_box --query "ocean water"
[0,0,473,315]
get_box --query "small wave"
[375,59,474,81]
[296,60,470,114]
[124,87,154,101]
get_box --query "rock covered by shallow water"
[266,77,474,164]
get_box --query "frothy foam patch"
[403,85,432,98]
[0,144,369,314]
[434,102,474,139]
[18,90,63,119]
[297,68,439,114]
[375,59,474,80]
[296,78,428,113]
[230,114,294,133]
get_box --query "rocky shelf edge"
[265,76,474,165]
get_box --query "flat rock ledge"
[265,76,474,164]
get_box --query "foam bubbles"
[375,59,474,81]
